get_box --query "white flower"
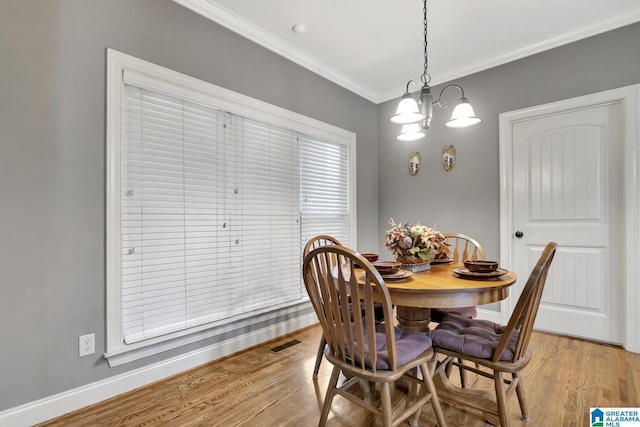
[385,218,450,261]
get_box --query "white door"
[510,102,623,344]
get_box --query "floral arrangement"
[385,218,450,263]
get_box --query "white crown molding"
[172,0,380,102]
[434,6,640,90]
[175,0,640,104]
[379,5,640,102]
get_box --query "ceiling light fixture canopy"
[390,0,481,141]
[291,23,307,34]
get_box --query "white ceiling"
[174,0,640,103]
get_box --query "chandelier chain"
[391,0,480,138]
[421,0,430,86]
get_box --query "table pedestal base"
[396,306,431,332]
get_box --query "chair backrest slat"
[349,266,365,370]
[303,245,397,373]
[362,277,378,369]
[492,242,557,363]
[333,259,352,365]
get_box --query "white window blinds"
[120,84,321,344]
[300,135,351,246]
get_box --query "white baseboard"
[475,308,502,324]
[0,313,318,427]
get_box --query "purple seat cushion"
[431,306,477,323]
[430,313,519,361]
[349,324,432,370]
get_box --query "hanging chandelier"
[390,0,481,141]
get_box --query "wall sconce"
[442,145,455,171]
[409,152,421,176]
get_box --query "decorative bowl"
[464,260,499,272]
[372,260,401,273]
[361,253,379,263]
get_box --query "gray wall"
[378,22,640,268]
[0,0,378,411]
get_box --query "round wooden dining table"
[383,262,517,332]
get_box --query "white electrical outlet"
[79,333,95,357]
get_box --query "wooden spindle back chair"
[431,233,486,323]
[303,235,343,379]
[430,242,557,427]
[445,232,485,263]
[303,245,446,427]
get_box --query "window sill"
[104,301,314,367]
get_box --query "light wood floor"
[39,325,640,427]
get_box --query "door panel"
[512,103,622,344]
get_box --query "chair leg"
[359,378,374,404]
[421,363,447,427]
[513,372,530,421]
[380,382,393,427]
[319,366,341,426]
[494,371,510,427]
[407,368,421,427]
[458,357,467,388]
[313,336,326,379]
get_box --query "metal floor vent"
[270,339,301,353]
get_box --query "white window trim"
[106,48,356,365]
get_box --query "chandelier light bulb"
[445,98,482,128]
[397,123,426,141]
[391,96,425,124]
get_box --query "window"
[300,134,351,242]
[106,50,355,364]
